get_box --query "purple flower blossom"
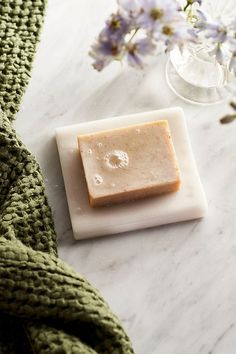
[125,37,155,68]
[205,23,228,43]
[154,12,195,50]
[101,13,131,41]
[196,10,228,43]
[90,37,124,71]
[136,0,180,33]
[90,11,131,71]
[90,0,236,76]
[194,8,236,69]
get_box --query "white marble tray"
[56,107,208,240]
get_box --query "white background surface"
[15,1,236,353]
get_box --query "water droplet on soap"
[93,174,103,185]
[111,183,116,187]
[136,128,141,133]
[104,150,129,169]
[97,142,102,147]
[87,149,92,155]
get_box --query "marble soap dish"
[56,107,208,240]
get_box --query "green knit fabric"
[0,1,134,353]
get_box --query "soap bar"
[78,120,181,207]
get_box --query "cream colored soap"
[78,120,181,207]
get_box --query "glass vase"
[166,0,236,105]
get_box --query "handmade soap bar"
[78,121,181,207]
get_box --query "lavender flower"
[196,10,229,44]
[133,0,195,50]
[90,11,131,71]
[195,10,233,65]
[156,16,195,50]
[204,23,227,43]
[101,12,131,41]
[136,0,180,33]
[125,37,155,68]
[90,0,236,75]
[90,0,194,71]
[90,37,124,71]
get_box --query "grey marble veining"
[14,1,236,353]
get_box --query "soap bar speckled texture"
[78,121,181,207]
[56,108,208,240]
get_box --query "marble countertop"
[15,1,236,353]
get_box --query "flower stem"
[128,28,139,43]
[115,29,139,62]
[184,4,189,11]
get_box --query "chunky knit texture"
[0,1,134,353]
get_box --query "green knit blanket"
[0,1,134,353]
